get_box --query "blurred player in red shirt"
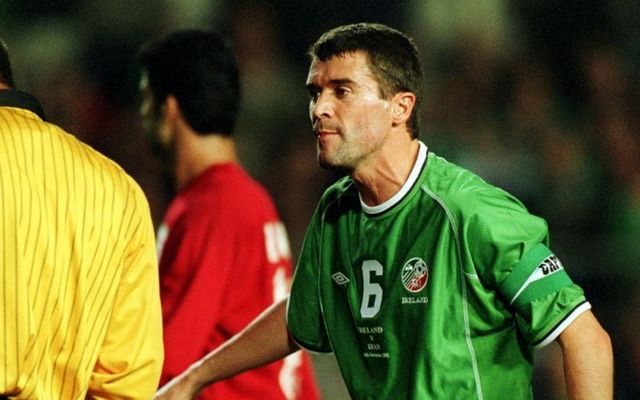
[137,29,320,400]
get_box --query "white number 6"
[360,260,383,318]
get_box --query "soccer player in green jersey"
[155,23,613,400]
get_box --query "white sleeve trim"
[534,302,591,349]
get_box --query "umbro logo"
[332,272,350,285]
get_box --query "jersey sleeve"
[88,183,163,399]
[287,206,332,353]
[464,188,589,347]
[501,244,590,348]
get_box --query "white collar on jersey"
[360,141,428,215]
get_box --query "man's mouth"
[314,125,339,137]
[316,130,334,137]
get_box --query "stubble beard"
[316,140,357,174]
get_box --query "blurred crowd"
[1,0,638,398]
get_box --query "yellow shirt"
[0,91,163,399]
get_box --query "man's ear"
[164,95,181,124]
[156,95,182,146]
[391,92,416,127]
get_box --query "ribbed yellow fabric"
[0,106,163,399]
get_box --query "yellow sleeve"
[87,183,164,399]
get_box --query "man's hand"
[154,371,200,400]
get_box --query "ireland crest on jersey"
[401,257,428,293]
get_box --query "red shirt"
[158,163,319,399]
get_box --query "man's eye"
[335,87,349,98]
[308,89,319,101]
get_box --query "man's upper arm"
[463,189,589,346]
[557,309,610,348]
[88,186,164,399]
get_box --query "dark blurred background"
[1,1,638,398]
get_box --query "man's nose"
[311,92,334,119]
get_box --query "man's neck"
[174,134,238,190]
[353,138,420,207]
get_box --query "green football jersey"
[287,142,589,400]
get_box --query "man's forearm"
[558,310,613,399]
[155,298,299,399]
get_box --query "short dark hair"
[0,38,15,88]
[309,23,423,138]
[137,29,240,135]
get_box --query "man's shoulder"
[423,152,527,216]
[40,123,151,212]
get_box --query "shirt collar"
[360,141,428,215]
[0,89,46,120]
